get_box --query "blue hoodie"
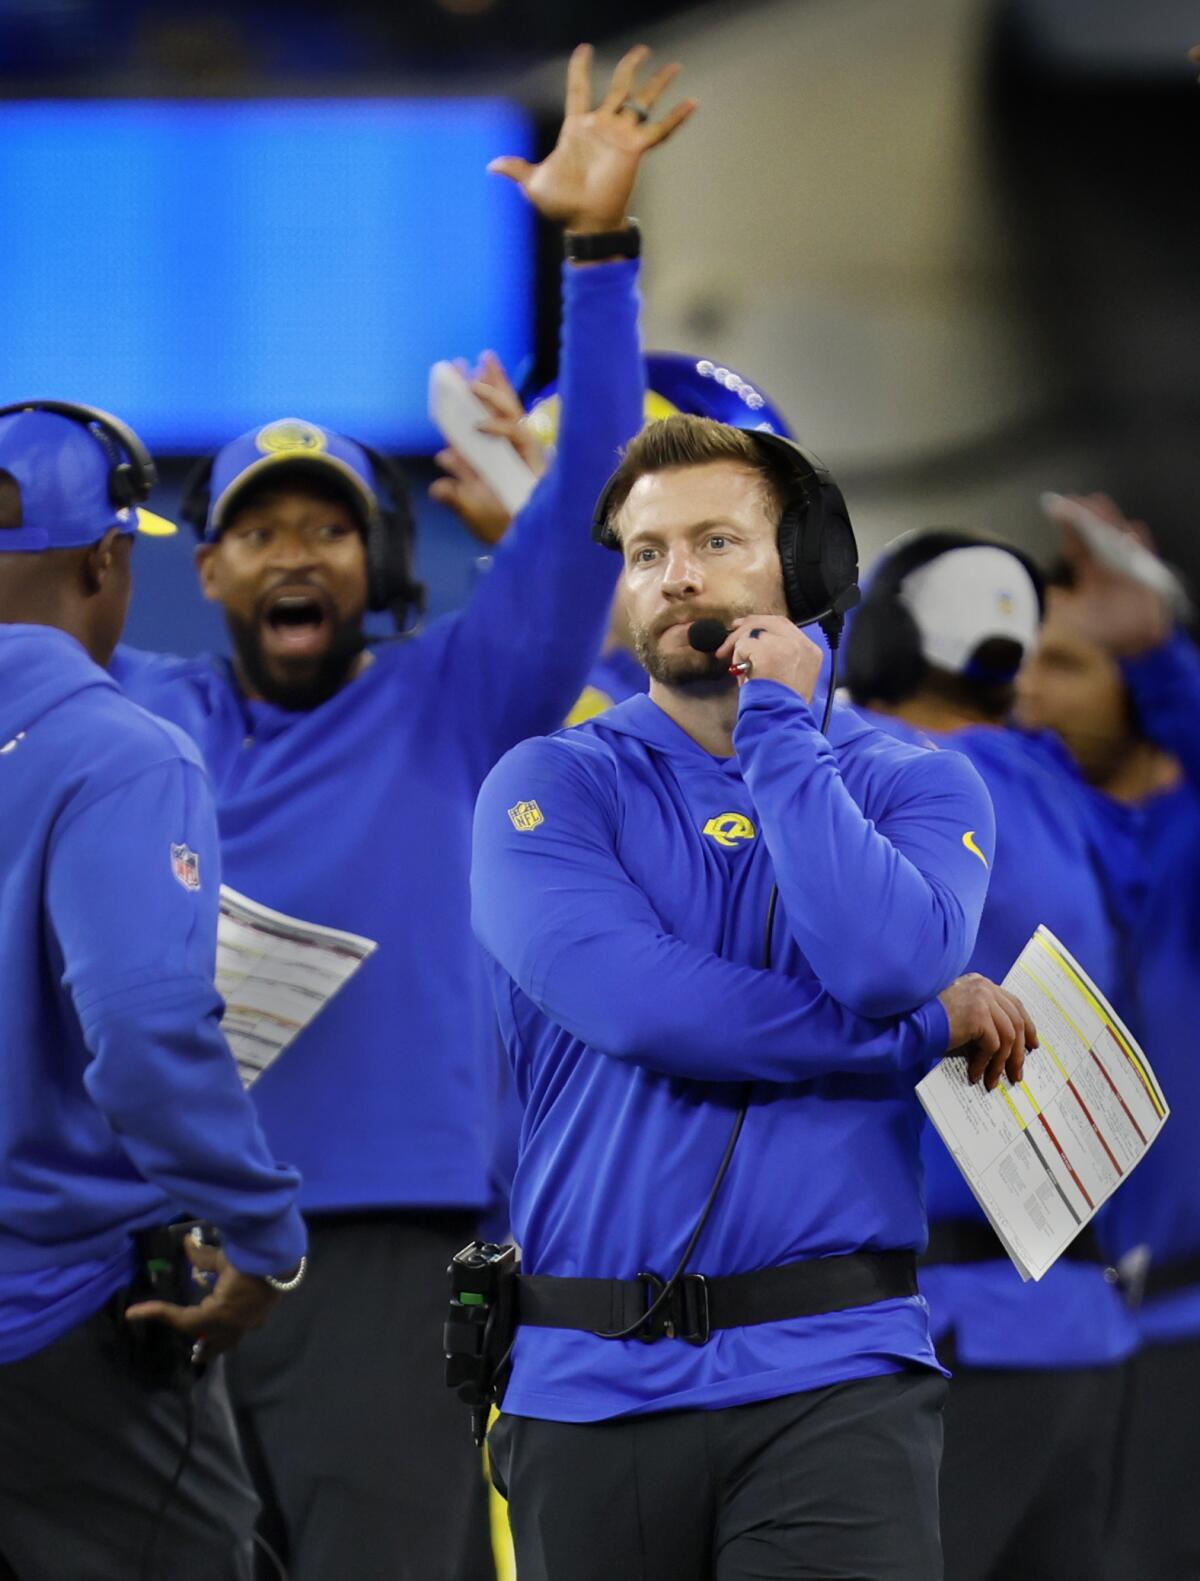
[471,682,994,1422]
[111,261,644,1217]
[0,625,306,1365]
[854,710,1138,1370]
[1090,632,1200,1344]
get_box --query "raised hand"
[1041,491,1175,657]
[489,43,696,235]
[471,352,549,478]
[429,353,548,546]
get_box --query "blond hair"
[602,416,788,542]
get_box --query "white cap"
[898,545,1041,675]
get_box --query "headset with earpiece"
[0,399,157,508]
[591,428,861,646]
[843,529,1046,707]
[180,443,425,631]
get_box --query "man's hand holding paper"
[939,973,1038,1092]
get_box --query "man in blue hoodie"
[472,414,1037,1581]
[1014,499,1200,1578]
[109,43,694,1581]
[842,528,1138,1581]
[0,403,307,1581]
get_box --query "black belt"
[514,1250,918,1347]
[920,1221,1107,1268]
[1143,1252,1200,1302]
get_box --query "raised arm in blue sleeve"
[46,758,307,1277]
[444,261,644,772]
[1121,630,1200,791]
[734,682,994,1017]
[471,738,948,1084]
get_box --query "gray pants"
[489,1371,947,1581]
[0,1298,258,1581]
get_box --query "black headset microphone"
[685,615,846,734]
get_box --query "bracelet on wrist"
[264,1255,307,1294]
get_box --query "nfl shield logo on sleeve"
[170,843,201,892]
[507,800,545,832]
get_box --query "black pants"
[0,1299,258,1581]
[937,1362,1125,1581]
[225,1210,494,1581]
[489,1371,946,1581]
[1109,1336,1200,1580]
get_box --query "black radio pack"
[444,1241,519,1446]
[115,1221,218,1391]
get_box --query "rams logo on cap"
[703,813,756,848]
[508,800,545,832]
[997,592,1015,615]
[255,420,328,457]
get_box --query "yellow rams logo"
[255,419,328,457]
[962,830,989,869]
[997,592,1015,615]
[508,800,545,833]
[703,812,756,848]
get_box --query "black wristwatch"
[563,219,641,262]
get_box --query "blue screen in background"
[0,99,535,452]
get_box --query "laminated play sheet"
[918,926,1168,1281]
[216,886,377,1087]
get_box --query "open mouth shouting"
[258,584,336,663]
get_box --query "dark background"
[2,0,1195,656]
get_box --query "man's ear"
[195,541,222,604]
[83,527,125,595]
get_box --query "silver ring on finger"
[620,98,652,124]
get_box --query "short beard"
[226,610,367,712]
[630,602,755,693]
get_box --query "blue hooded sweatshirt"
[111,261,644,1218]
[471,682,994,1422]
[0,625,306,1364]
[1089,632,1200,1344]
[854,709,1138,1370]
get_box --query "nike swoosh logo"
[962,830,989,869]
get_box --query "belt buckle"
[678,1274,711,1346]
[632,1269,668,1343]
